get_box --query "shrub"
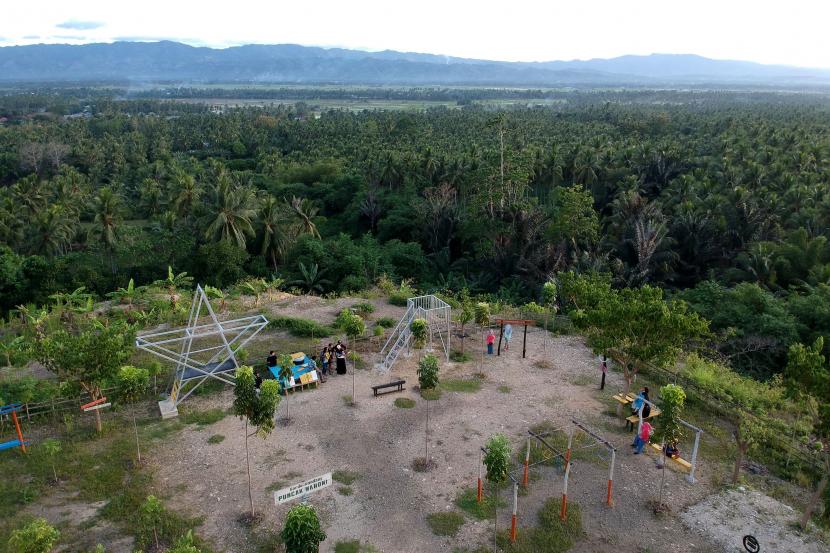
[7,518,60,553]
[388,280,416,306]
[483,434,511,484]
[267,316,335,338]
[373,325,384,337]
[410,318,428,349]
[207,434,225,444]
[417,354,440,390]
[375,317,397,328]
[332,470,360,485]
[351,302,375,315]
[281,504,326,553]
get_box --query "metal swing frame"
[136,285,268,415]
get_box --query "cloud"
[23,35,40,39]
[53,35,87,41]
[56,20,104,31]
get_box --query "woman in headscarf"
[335,340,347,375]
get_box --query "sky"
[3,0,830,68]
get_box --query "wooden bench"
[371,380,406,396]
[625,407,661,431]
[648,443,692,471]
[612,393,636,405]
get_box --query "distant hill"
[1,41,829,86]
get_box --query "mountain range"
[1,41,829,87]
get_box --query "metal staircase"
[376,304,417,372]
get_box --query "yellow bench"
[612,393,636,405]
[625,407,661,430]
[648,443,692,471]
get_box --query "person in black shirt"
[266,350,277,369]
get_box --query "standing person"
[600,355,608,390]
[486,330,496,355]
[632,419,653,454]
[503,323,513,351]
[335,340,347,375]
[320,346,329,378]
[266,350,277,370]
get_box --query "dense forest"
[1,89,830,381]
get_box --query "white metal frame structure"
[376,294,451,372]
[136,285,268,413]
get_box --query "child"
[632,420,653,454]
[600,355,607,390]
[503,323,513,351]
[664,442,680,459]
[486,330,495,355]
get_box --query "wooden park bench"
[371,380,406,396]
[625,406,661,431]
[372,380,406,395]
[648,443,692,471]
[612,393,636,406]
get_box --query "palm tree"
[204,178,256,249]
[171,172,202,219]
[287,196,320,239]
[258,196,290,271]
[29,204,75,257]
[92,187,122,274]
[291,262,331,295]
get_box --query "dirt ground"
[140,294,828,553]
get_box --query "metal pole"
[497,322,504,356]
[522,323,527,358]
[477,449,483,502]
[686,430,701,484]
[11,410,26,453]
[510,481,518,543]
[560,426,574,520]
[523,437,530,487]
[607,448,616,506]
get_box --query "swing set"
[0,403,29,453]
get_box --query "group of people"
[319,341,348,377]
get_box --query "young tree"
[280,503,326,553]
[784,337,830,529]
[153,266,194,308]
[567,274,708,413]
[106,278,145,311]
[42,438,62,483]
[168,530,201,553]
[654,384,685,511]
[32,318,135,432]
[541,280,558,354]
[140,495,164,551]
[455,299,474,354]
[117,365,150,463]
[233,365,281,519]
[410,317,428,354]
[483,434,511,553]
[278,353,294,421]
[343,313,366,405]
[7,518,60,553]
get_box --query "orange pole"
[522,437,530,487]
[11,410,26,453]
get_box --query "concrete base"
[158,398,179,419]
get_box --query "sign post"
[274,473,332,506]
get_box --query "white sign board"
[274,472,332,505]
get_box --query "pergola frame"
[135,285,268,406]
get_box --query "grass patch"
[394,397,416,408]
[569,373,595,386]
[334,540,379,553]
[332,470,361,485]
[265,480,288,493]
[180,407,227,427]
[338,486,353,496]
[498,499,583,553]
[207,434,225,444]
[455,487,505,520]
[342,395,354,405]
[450,350,472,363]
[181,378,226,397]
[420,388,442,400]
[440,378,482,393]
[426,512,465,536]
[267,316,336,338]
[498,385,511,393]
[375,316,397,328]
[348,351,367,370]
[534,359,553,369]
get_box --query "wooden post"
[497,322,504,356]
[522,323,528,358]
